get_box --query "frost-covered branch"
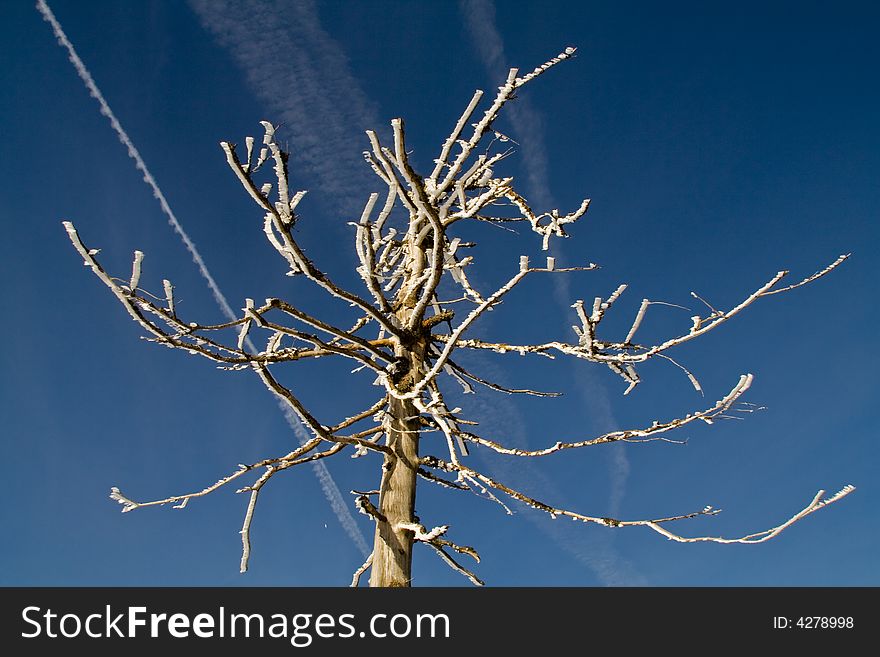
[427,544,484,586]
[438,255,849,392]
[396,519,484,586]
[350,552,374,587]
[420,456,854,544]
[108,436,325,514]
[67,221,397,375]
[459,374,754,457]
[390,118,448,331]
[221,130,403,339]
[644,486,856,544]
[431,47,576,202]
[387,259,597,401]
[445,357,562,398]
[253,363,393,456]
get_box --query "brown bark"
[369,336,426,587]
[368,396,420,586]
[369,239,429,587]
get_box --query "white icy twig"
[645,485,857,544]
[129,250,144,291]
[239,487,260,573]
[350,552,373,587]
[457,374,753,457]
[424,457,855,545]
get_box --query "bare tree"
[64,47,853,587]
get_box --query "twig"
[350,552,374,587]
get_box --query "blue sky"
[1,0,877,586]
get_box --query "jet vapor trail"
[459,0,639,584]
[36,0,370,560]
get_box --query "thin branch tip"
[109,486,137,513]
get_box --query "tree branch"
[389,259,596,401]
[459,374,753,457]
[221,130,404,339]
[420,457,855,545]
[350,552,374,587]
[436,255,849,392]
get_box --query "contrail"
[36,0,370,560]
[189,0,382,217]
[459,0,553,209]
[35,0,235,321]
[459,0,638,583]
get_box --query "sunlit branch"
[761,253,850,296]
[239,487,260,573]
[328,397,389,433]
[107,437,324,514]
[254,363,393,456]
[221,134,403,339]
[399,519,484,587]
[437,256,848,392]
[428,89,483,186]
[421,456,854,544]
[458,374,753,457]
[427,544,484,586]
[390,118,448,331]
[267,299,394,363]
[445,357,562,398]
[248,313,386,373]
[417,468,470,490]
[352,193,393,313]
[644,486,856,544]
[350,552,374,587]
[388,260,597,401]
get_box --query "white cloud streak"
[189,0,381,217]
[459,0,552,209]
[459,0,638,583]
[37,0,370,561]
[36,0,236,321]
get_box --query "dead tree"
[64,47,853,587]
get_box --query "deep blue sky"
[2,0,877,586]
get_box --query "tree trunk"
[368,393,421,587]
[369,337,425,587]
[369,233,429,585]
